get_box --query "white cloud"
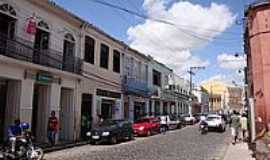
[127,0,236,75]
[217,53,246,70]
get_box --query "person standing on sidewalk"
[230,111,241,145]
[240,114,248,141]
[47,110,59,146]
[160,116,168,134]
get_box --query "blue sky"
[52,0,256,85]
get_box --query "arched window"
[38,20,49,31]
[64,33,75,42]
[0,3,16,17]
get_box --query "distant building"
[192,86,209,113]
[202,80,243,112]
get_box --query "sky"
[52,0,257,86]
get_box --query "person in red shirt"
[47,111,58,145]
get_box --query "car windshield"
[99,120,116,126]
[207,116,219,121]
[135,119,150,123]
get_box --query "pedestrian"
[230,110,241,145]
[240,114,248,141]
[47,110,58,146]
[160,116,167,134]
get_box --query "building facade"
[122,48,152,122]
[192,86,209,113]
[0,0,83,143]
[0,0,190,144]
[202,80,243,112]
[245,0,270,125]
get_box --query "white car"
[205,114,226,132]
[159,115,181,130]
[183,114,196,125]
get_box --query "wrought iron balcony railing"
[122,76,155,97]
[0,34,82,74]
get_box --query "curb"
[43,141,89,153]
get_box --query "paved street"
[45,125,231,160]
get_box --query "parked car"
[86,119,133,144]
[205,114,226,132]
[133,117,160,136]
[182,114,196,125]
[159,115,182,130]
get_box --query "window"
[113,50,120,73]
[153,69,161,86]
[84,36,95,64]
[100,43,109,69]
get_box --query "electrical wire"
[86,0,241,42]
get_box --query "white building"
[192,86,210,113]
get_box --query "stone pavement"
[223,142,255,160]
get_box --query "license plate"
[92,136,100,139]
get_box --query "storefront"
[96,89,122,120]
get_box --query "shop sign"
[36,72,53,84]
[96,89,121,99]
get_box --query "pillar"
[19,79,34,124]
[145,99,150,116]
[128,96,134,122]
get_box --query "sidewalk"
[223,142,255,160]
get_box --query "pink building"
[245,1,270,128]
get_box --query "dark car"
[86,119,133,144]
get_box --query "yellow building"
[202,80,243,112]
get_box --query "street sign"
[36,72,53,84]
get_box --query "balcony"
[122,76,155,97]
[0,34,82,74]
[161,89,189,101]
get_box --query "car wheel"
[110,136,117,144]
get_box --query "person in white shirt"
[160,116,168,134]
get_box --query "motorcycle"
[0,131,44,160]
[199,124,208,135]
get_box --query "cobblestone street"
[45,125,231,160]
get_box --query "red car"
[132,117,161,136]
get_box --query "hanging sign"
[25,16,37,35]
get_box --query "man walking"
[230,111,241,145]
[47,110,59,145]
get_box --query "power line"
[86,0,240,42]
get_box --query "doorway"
[134,102,145,121]
[59,88,74,142]
[0,12,15,39]
[33,28,49,64]
[0,79,7,142]
[101,99,114,120]
[32,84,50,142]
[80,94,92,139]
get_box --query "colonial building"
[122,48,152,122]
[0,0,83,143]
[192,86,209,113]
[244,0,270,125]
[202,80,243,112]
[0,0,190,144]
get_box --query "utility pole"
[187,66,205,115]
